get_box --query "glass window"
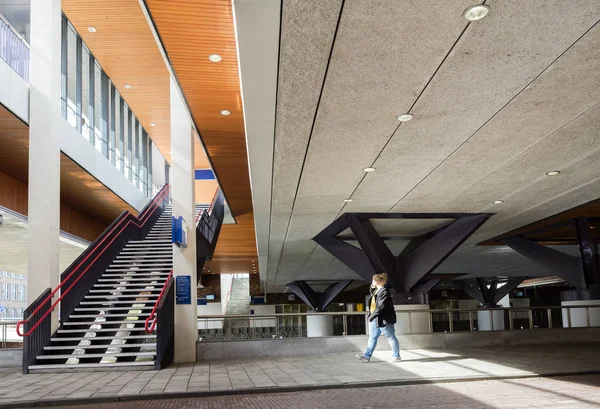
[66,24,77,128]
[94,62,104,154]
[132,118,140,187]
[124,106,132,180]
[115,91,123,172]
[148,141,153,197]
[109,82,116,164]
[140,129,148,194]
[82,44,91,143]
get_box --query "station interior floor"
[0,343,599,408]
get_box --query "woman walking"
[356,273,401,363]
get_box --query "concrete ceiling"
[0,210,87,281]
[235,0,600,292]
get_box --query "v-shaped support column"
[315,213,491,304]
[456,277,525,307]
[287,280,352,312]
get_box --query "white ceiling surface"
[237,0,600,292]
[0,214,86,280]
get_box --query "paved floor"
[0,343,599,408]
[39,374,600,409]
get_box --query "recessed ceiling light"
[208,54,222,62]
[546,171,560,176]
[220,110,231,116]
[150,123,156,127]
[87,27,97,33]
[343,199,353,203]
[124,84,132,89]
[396,113,413,122]
[363,167,376,173]
[493,200,504,204]
[463,4,490,21]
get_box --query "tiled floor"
[0,343,599,407]
[39,374,600,409]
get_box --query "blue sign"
[195,169,216,180]
[176,276,191,305]
[172,216,188,248]
[0,306,4,313]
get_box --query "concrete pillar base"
[476,307,505,331]
[394,304,430,335]
[306,314,333,337]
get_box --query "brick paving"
[0,343,599,407]
[28,375,600,409]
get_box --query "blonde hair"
[372,273,388,286]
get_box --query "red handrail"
[17,185,171,337]
[195,188,220,224]
[144,269,174,333]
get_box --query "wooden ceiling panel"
[0,104,29,183]
[147,0,258,274]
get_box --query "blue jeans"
[364,319,400,359]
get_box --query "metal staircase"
[27,207,173,372]
[19,185,174,373]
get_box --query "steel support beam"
[457,277,524,306]
[287,280,352,312]
[503,236,583,290]
[314,212,491,299]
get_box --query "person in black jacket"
[356,273,401,363]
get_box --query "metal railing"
[197,304,600,341]
[0,13,29,81]
[0,320,20,349]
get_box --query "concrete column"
[394,304,431,335]
[476,308,505,331]
[306,314,333,337]
[27,0,62,331]
[170,75,197,363]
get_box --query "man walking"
[356,273,401,363]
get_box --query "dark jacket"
[368,287,396,328]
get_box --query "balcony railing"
[197,304,600,341]
[0,14,29,81]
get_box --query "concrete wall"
[0,349,22,367]
[197,328,600,361]
[0,57,29,122]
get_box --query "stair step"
[57,328,150,334]
[29,361,156,371]
[89,288,161,295]
[119,250,173,254]
[129,240,171,244]
[101,273,170,278]
[116,255,173,259]
[80,300,157,305]
[93,283,165,288]
[113,259,173,264]
[37,352,156,359]
[85,294,160,299]
[106,268,172,272]
[74,307,155,311]
[45,343,156,350]
[63,320,145,326]
[52,335,156,341]
[70,313,150,319]
[98,278,168,282]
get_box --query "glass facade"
[60,15,163,198]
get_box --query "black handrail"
[155,277,174,370]
[22,288,51,374]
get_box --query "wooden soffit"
[146,0,258,273]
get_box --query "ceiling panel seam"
[435,99,600,215]
[385,18,600,213]
[270,0,345,290]
[264,0,284,291]
[335,16,473,215]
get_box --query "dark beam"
[401,214,490,291]
[312,236,375,282]
[575,218,599,288]
[503,236,583,290]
